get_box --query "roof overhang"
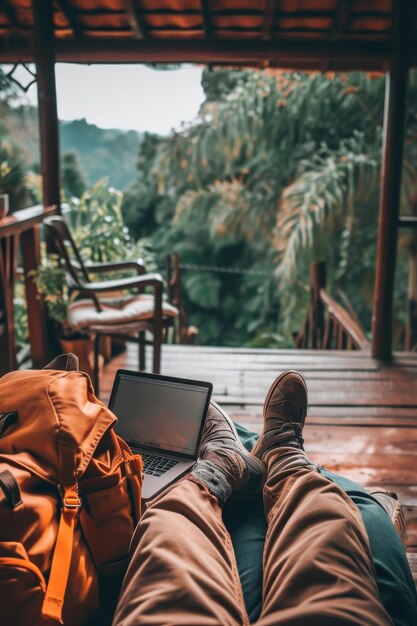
[0,1,415,71]
[0,37,397,70]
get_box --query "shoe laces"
[265,421,305,450]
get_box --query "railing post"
[310,261,326,349]
[371,0,412,360]
[20,225,52,367]
[406,251,417,351]
[0,235,18,374]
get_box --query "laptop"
[108,369,212,501]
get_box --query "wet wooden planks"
[102,345,417,403]
[100,344,417,560]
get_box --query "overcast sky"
[10,63,205,135]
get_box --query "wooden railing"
[399,216,417,351]
[166,253,198,344]
[295,262,370,351]
[0,204,58,375]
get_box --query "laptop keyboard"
[140,452,179,477]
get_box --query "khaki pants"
[113,447,392,626]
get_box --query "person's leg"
[323,470,417,626]
[112,478,247,626]
[227,423,417,626]
[112,402,264,626]
[252,371,392,626]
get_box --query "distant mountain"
[4,104,141,191]
[61,118,141,190]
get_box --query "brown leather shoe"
[200,401,265,496]
[252,370,308,461]
[367,488,407,546]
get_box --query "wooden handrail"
[319,289,370,350]
[0,204,57,236]
[295,261,369,351]
[0,204,58,374]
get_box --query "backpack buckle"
[63,495,81,509]
[59,483,81,510]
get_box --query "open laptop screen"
[110,372,212,457]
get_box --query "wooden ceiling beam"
[200,0,212,39]
[329,0,351,40]
[54,0,83,37]
[263,0,276,40]
[125,0,146,39]
[1,0,20,28]
[56,38,393,69]
[0,36,406,70]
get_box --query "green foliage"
[62,150,87,199]
[0,70,35,211]
[66,179,140,263]
[33,256,69,327]
[13,285,29,349]
[0,140,25,191]
[122,133,166,239]
[124,68,417,347]
[201,68,252,102]
[0,138,29,211]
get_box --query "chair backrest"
[43,215,90,287]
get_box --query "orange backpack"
[0,354,143,626]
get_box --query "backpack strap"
[0,469,22,509]
[43,353,79,372]
[41,483,81,623]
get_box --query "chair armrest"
[70,273,163,294]
[85,258,146,275]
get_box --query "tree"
[115,69,417,347]
[62,150,87,199]
[201,68,251,102]
[122,133,169,239]
[0,69,29,211]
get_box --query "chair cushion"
[67,295,178,334]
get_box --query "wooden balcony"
[101,343,417,583]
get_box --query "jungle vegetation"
[1,67,416,348]
[122,68,417,347]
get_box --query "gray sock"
[191,460,232,506]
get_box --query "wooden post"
[0,205,57,374]
[0,235,18,374]
[371,1,412,360]
[310,261,326,349]
[20,225,53,367]
[406,251,417,350]
[33,0,61,209]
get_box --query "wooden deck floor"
[100,344,417,579]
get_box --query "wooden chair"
[43,216,178,393]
